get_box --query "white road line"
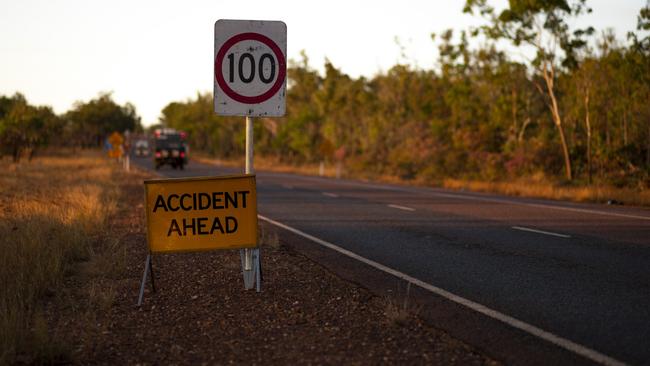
[388,204,415,212]
[258,214,627,366]
[322,192,339,198]
[512,226,572,238]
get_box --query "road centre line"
[322,192,339,198]
[512,226,571,238]
[269,174,650,222]
[387,204,415,212]
[258,214,627,366]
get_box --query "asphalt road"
[132,156,650,366]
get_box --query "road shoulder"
[46,165,500,365]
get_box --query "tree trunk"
[543,63,572,181]
[12,146,20,163]
[557,124,573,181]
[605,116,611,151]
[623,108,628,146]
[647,123,650,168]
[518,95,532,143]
[511,87,518,132]
[584,89,592,185]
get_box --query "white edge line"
[387,204,415,212]
[322,192,339,198]
[512,226,572,238]
[258,214,627,366]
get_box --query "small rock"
[607,199,623,205]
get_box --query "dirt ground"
[44,167,501,365]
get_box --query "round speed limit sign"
[214,19,287,117]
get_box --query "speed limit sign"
[214,19,287,116]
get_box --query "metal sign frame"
[138,174,261,306]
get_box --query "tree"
[628,2,650,53]
[0,93,59,162]
[464,0,595,180]
[159,10,647,189]
[628,2,650,168]
[65,92,142,148]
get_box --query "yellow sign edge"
[144,173,256,185]
[143,174,259,253]
[145,241,258,254]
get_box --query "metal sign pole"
[241,116,260,291]
[244,115,253,275]
[215,20,284,293]
[245,116,254,175]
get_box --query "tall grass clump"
[0,151,119,363]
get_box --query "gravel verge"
[45,168,501,365]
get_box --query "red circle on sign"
[215,32,286,104]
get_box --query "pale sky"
[0,0,644,125]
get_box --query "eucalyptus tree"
[464,0,595,180]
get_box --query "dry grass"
[194,154,346,179]
[383,298,412,326]
[383,283,419,326]
[196,154,649,207]
[259,222,281,249]
[0,150,120,364]
[442,178,650,207]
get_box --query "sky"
[0,0,645,126]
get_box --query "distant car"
[153,129,188,170]
[134,140,150,157]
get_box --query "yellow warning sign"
[107,132,124,158]
[107,146,123,158]
[144,175,257,253]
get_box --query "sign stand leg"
[240,248,261,291]
[241,249,254,289]
[149,254,156,293]
[258,247,264,283]
[254,248,261,293]
[137,253,154,306]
